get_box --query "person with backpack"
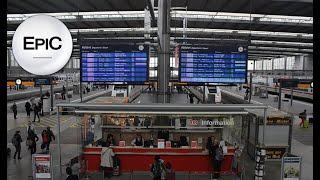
[66,167,79,180]
[210,139,224,180]
[29,130,39,155]
[25,101,32,118]
[10,102,18,119]
[151,155,166,180]
[12,131,22,159]
[33,104,40,122]
[45,127,55,151]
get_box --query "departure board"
[81,45,149,83]
[179,45,247,83]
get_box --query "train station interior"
[7,0,313,180]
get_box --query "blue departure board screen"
[179,45,248,83]
[81,45,149,83]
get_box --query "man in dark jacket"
[33,104,40,122]
[11,102,18,119]
[25,101,32,117]
[46,127,55,151]
[29,130,39,155]
[66,167,79,180]
[12,131,22,159]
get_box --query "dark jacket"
[25,102,31,110]
[33,105,40,113]
[13,134,22,146]
[207,142,219,159]
[29,133,39,145]
[66,174,79,180]
[11,104,17,113]
[46,130,55,142]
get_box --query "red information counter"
[83,146,236,173]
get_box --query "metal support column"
[157,0,171,103]
[249,73,252,103]
[80,81,83,102]
[57,108,62,176]
[278,81,282,110]
[50,79,54,111]
[40,85,43,96]
[202,85,206,103]
[263,108,267,145]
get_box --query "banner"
[33,154,52,179]
[281,156,302,180]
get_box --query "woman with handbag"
[29,130,39,155]
[100,144,115,178]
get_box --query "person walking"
[299,109,307,127]
[25,101,32,117]
[12,131,22,159]
[41,130,48,151]
[33,104,40,122]
[10,102,18,119]
[245,88,250,99]
[29,130,39,155]
[45,127,55,151]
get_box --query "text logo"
[190,120,199,126]
[12,15,73,75]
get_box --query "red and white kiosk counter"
[82,146,236,173]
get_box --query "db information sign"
[32,154,53,179]
[281,156,302,180]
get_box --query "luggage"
[41,143,46,150]
[303,120,309,128]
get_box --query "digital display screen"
[179,45,248,83]
[34,78,51,85]
[81,45,149,83]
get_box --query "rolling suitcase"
[303,120,309,128]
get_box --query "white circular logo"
[12,15,73,75]
[238,46,244,52]
[15,79,22,85]
[138,45,144,51]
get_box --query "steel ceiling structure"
[7,0,313,60]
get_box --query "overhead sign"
[179,45,247,84]
[281,156,302,180]
[32,154,52,179]
[81,45,149,83]
[34,78,51,85]
[12,15,73,75]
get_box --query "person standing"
[151,155,166,180]
[38,100,43,116]
[46,127,55,151]
[29,130,39,155]
[66,167,79,180]
[299,109,307,127]
[100,144,115,178]
[12,131,22,159]
[208,139,224,180]
[25,101,32,117]
[188,93,194,104]
[62,85,66,100]
[27,121,36,138]
[10,102,18,119]
[131,134,144,147]
[33,104,40,122]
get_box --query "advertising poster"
[281,157,301,180]
[33,154,52,179]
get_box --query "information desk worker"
[131,134,144,147]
